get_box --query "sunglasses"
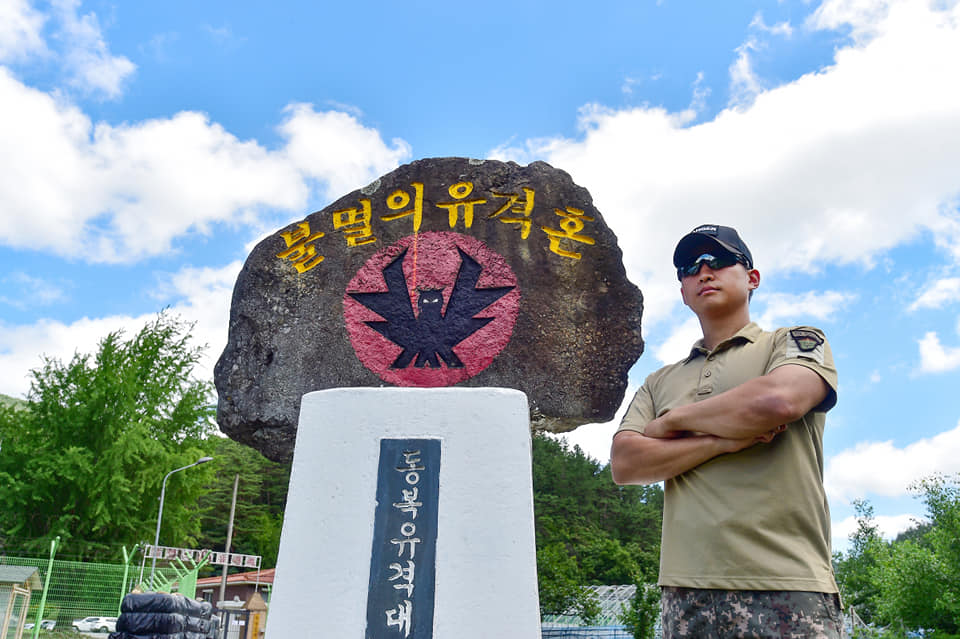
[677,253,748,280]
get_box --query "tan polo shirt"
[618,322,839,592]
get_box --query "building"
[195,568,273,606]
[0,566,41,639]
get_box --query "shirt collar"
[684,322,761,362]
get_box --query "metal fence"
[1,553,180,632]
[541,626,635,638]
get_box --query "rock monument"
[215,157,643,462]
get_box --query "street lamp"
[149,456,214,588]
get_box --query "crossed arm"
[610,364,830,486]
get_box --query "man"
[611,224,842,638]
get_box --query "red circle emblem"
[344,232,520,387]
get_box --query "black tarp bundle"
[108,593,219,639]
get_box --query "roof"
[196,568,274,589]
[0,565,41,589]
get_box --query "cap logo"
[693,225,717,234]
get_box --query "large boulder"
[215,158,643,462]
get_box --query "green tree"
[536,541,601,622]
[619,568,661,639]
[531,434,663,623]
[0,313,216,559]
[875,538,951,632]
[914,474,960,630]
[195,436,291,569]
[873,474,960,634]
[839,475,960,636]
[835,499,886,624]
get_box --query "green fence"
[0,553,180,632]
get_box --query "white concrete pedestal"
[265,387,541,638]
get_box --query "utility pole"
[218,473,240,604]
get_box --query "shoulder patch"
[789,328,823,353]
[785,328,826,364]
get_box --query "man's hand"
[713,423,788,452]
[641,364,828,441]
[610,424,788,486]
[611,364,824,486]
[642,415,685,439]
[644,415,788,443]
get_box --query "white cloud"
[154,261,243,382]
[917,330,960,373]
[750,13,794,38]
[0,0,47,61]
[909,277,960,311]
[833,511,923,547]
[118,262,240,389]
[279,104,412,200]
[689,71,710,115]
[203,24,245,49]
[153,261,241,308]
[808,0,892,43]
[51,0,135,99]
[492,0,960,333]
[89,111,307,257]
[654,316,702,365]
[825,423,960,500]
[141,31,178,62]
[755,290,854,328]
[551,421,619,466]
[1,0,133,97]
[0,69,410,263]
[621,76,641,96]
[0,273,67,309]
[0,314,151,398]
[728,38,764,108]
[0,260,241,398]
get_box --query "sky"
[1,0,960,554]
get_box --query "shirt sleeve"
[617,380,656,435]
[766,326,838,412]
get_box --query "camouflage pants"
[661,587,844,639]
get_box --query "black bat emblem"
[348,247,515,369]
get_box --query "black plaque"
[366,439,440,639]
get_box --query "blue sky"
[2,0,960,554]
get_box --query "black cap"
[673,224,754,269]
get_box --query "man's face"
[678,249,759,317]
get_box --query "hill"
[0,393,26,408]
